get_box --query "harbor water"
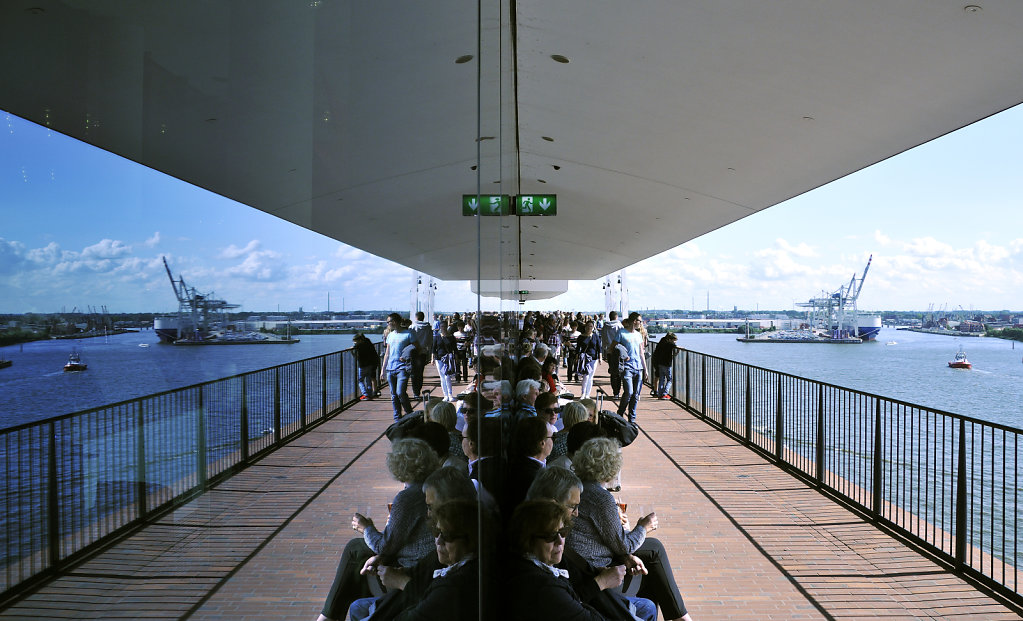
[676,327,1023,428]
[2,326,1021,431]
[0,331,361,430]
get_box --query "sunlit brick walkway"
[2,363,1019,620]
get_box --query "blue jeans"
[617,367,642,422]
[656,364,671,397]
[358,365,377,397]
[627,596,658,621]
[349,596,377,621]
[387,367,413,421]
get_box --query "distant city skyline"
[3,105,1022,315]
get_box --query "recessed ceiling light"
[802,116,815,121]
[542,136,554,142]
[551,55,570,64]
[455,55,474,64]
[552,165,561,170]
[25,7,45,14]
[470,165,477,171]
[964,5,982,13]
[205,118,218,123]
[537,179,546,184]
[493,180,501,183]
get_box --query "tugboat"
[947,348,971,369]
[63,351,88,372]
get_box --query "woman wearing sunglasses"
[506,499,605,620]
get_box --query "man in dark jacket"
[650,332,678,399]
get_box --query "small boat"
[64,351,88,372]
[0,358,11,369]
[947,348,971,369]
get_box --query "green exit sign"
[462,194,511,216]
[516,194,557,216]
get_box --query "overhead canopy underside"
[3,1,1023,301]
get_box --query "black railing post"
[700,356,707,419]
[321,357,327,418]
[273,368,282,443]
[684,352,691,410]
[775,375,784,462]
[301,363,307,430]
[197,387,207,490]
[135,401,147,518]
[744,367,753,444]
[47,421,60,569]
[340,352,346,405]
[873,398,883,517]
[955,417,968,567]
[720,363,727,427]
[816,383,825,485]
[240,375,250,463]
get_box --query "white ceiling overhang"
[3,1,1023,301]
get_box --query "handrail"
[648,343,1023,603]
[0,342,382,603]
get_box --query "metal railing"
[1,343,379,602]
[654,346,1022,602]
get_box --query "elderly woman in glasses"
[506,500,605,621]
[527,468,657,621]
[350,499,491,621]
[569,437,694,621]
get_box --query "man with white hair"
[514,379,541,418]
[515,342,546,385]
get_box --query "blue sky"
[2,106,1022,315]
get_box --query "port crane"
[796,255,872,338]
[162,257,239,341]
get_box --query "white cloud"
[219,240,261,259]
[224,249,285,281]
[145,232,162,247]
[775,239,817,258]
[82,239,132,260]
[904,236,954,258]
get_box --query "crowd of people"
[315,311,691,621]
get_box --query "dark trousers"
[321,538,374,620]
[411,354,430,396]
[607,351,622,396]
[566,351,578,382]
[454,350,469,382]
[629,537,688,619]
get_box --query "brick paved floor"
[2,364,1019,620]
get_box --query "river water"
[0,331,359,430]
[676,327,1023,428]
[2,327,1022,431]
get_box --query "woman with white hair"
[569,438,694,621]
[317,438,441,621]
